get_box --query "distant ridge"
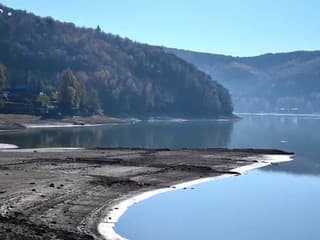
[168,48,320,113]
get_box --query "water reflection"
[0,115,319,176]
[0,120,233,149]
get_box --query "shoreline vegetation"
[0,147,293,240]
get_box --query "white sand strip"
[0,143,18,149]
[24,123,105,129]
[98,154,293,240]
[0,147,83,153]
[237,112,320,117]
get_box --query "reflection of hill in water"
[230,115,320,176]
[0,120,234,149]
[107,121,234,149]
[0,116,318,176]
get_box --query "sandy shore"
[0,148,293,240]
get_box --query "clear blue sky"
[1,0,319,56]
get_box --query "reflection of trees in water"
[2,116,320,176]
[0,121,234,149]
[100,121,234,149]
[0,127,107,148]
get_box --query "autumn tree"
[59,69,81,113]
[37,94,52,108]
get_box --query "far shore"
[0,147,293,240]
[0,114,129,132]
[0,113,240,132]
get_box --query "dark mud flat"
[0,148,291,240]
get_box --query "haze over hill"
[169,48,320,113]
[0,4,233,118]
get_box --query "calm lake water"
[1,114,320,239]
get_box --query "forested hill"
[0,4,233,118]
[168,48,320,113]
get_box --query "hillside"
[169,48,320,113]
[0,4,233,118]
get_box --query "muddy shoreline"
[0,148,293,240]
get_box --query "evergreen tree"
[0,64,7,90]
[0,64,7,108]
